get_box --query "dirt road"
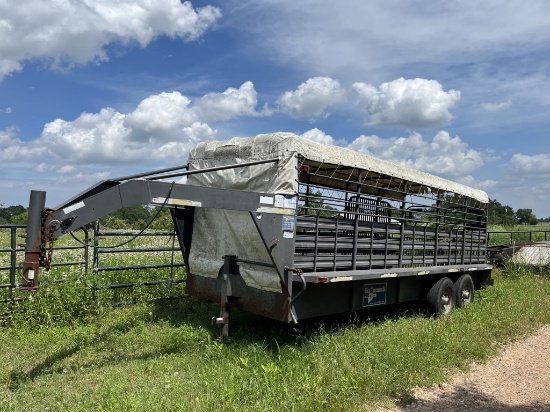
[383,325,550,411]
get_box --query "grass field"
[1,226,550,410]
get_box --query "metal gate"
[0,222,185,303]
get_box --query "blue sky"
[1,1,550,216]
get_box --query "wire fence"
[0,222,185,304]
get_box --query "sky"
[1,1,550,216]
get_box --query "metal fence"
[3,223,549,303]
[487,230,550,245]
[0,222,185,303]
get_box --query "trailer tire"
[427,277,454,316]
[454,274,474,308]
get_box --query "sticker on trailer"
[282,216,296,232]
[283,195,297,209]
[362,283,387,307]
[63,201,85,214]
[274,194,297,209]
[260,196,274,205]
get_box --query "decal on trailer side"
[362,283,387,307]
[63,201,85,214]
[282,216,296,238]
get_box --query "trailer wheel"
[427,277,454,316]
[453,274,474,308]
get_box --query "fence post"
[93,221,100,300]
[83,228,90,282]
[9,226,17,300]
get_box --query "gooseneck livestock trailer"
[21,132,492,339]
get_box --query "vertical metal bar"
[433,195,441,266]
[461,210,467,264]
[92,221,100,300]
[218,255,235,341]
[83,229,89,277]
[352,172,362,270]
[422,225,427,266]
[313,212,319,272]
[9,226,17,300]
[398,194,406,268]
[383,222,389,268]
[333,215,339,271]
[20,190,46,291]
[475,229,479,264]
[369,221,374,269]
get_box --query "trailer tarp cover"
[186,132,488,293]
[188,132,489,203]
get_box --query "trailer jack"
[212,255,238,342]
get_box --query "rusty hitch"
[20,190,48,291]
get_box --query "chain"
[39,209,55,271]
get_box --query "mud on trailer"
[20,132,492,339]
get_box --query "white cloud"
[38,82,268,165]
[278,77,345,117]
[0,0,221,80]
[0,127,42,161]
[457,175,497,192]
[4,107,12,114]
[35,163,50,173]
[301,128,335,145]
[194,81,261,122]
[124,92,201,141]
[57,170,112,185]
[353,78,460,128]
[233,2,550,82]
[346,131,484,176]
[509,153,550,174]
[481,100,513,112]
[57,165,76,174]
[41,104,212,164]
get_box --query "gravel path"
[382,325,550,412]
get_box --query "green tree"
[516,208,538,225]
[488,199,517,226]
[11,211,28,224]
[149,209,173,231]
[299,189,338,217]
[0,204,26,223]
[99,205,153,229]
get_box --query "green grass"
[1,269,550,411]
[2,227,550,410]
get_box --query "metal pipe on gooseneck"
[20,190,46,291]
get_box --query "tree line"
[0,199,545,228]
[0,204,172,230]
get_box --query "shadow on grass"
[395,384,548,412]
[6,297,430,389]
[8,345,81,391]
[7,316,143,391]
[151,295,431,351]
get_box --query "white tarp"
[510,242,550,266]
[188,132,489,203]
